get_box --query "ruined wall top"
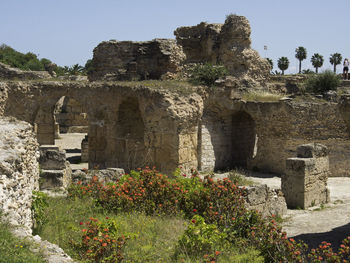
[88,38,185,81]
[89,15,270,84]
[175,14,270,83]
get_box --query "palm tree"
[69,64,84,75]
[266,58,273,69]
[295,46,307,74]
[311,53,324,73]
[277,57,289,75]
[329,53,342,73]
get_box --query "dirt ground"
[248,174,350,249]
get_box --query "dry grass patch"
[242,90,283,102]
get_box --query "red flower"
[193,209,197,212]
[215,251,220,256]
[79,222,83,225]
[191,219,196,224]
[102,243,107,247]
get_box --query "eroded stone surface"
[88,39,185,81]
[282,143,330,209]
[0,62,51,80]
[175,15,270,83]
[0,117,39,230]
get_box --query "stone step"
[342,80,350,87]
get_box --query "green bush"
[31,191,49,234]
[175,215,228,262]
[305,70,341,93]
[189,63,228,86]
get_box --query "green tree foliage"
[68,64,84,75]
[305,70,341,93]
[266,58,273,70]
[84,59,94,75]
[330,53,342,73]
[277,57,289,75]
[189,63,228,86]
[310,53,324,73]
[295,46,307,74]
[0,44,48,71]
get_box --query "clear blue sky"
[1,0,348,73]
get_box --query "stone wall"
[198,93,350,177]
[0,62,51,80]
[55,96,88,133]
[88,39,185,81]
[0,117,39,231]
[174,15,271,83]
[2,80,350,177]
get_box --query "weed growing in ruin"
[31,191,49,234]
[189,63,228,86]
[305,70,341,93]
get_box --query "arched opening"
[231,111,256,168]
[199,110,256,172]
[116,98,145,171]
[53,96,89,169]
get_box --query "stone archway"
[231,111,256,168]
[199,110,256,172]
[115,97,145,171]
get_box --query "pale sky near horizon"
[1,0,349,73]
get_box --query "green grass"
[38,196,262,262]
[0,220,46,263]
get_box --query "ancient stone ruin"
[88,39,185,81]
[282,143,330,209]
[1,14,350,237]
[88,15,270,83]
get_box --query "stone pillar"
[282,143,330,209]
[81,135,89,162]
[39,145,72,190]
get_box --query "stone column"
[281,143,330,209]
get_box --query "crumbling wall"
[88,39,185,81]
[0,62,51,80]
[0,117,39,231]
[55,96,88,133]
[174,15,271,83]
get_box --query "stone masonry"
[88,39,185,81]
[39,145,72,190]
[0,117,39,231]
[282,143,330,209]
[174,15,271,83]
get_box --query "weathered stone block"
[297,143,329,158]
[39,146,67,170]
[282,143,330,209]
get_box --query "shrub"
[175,215,228,262]
[72,217,127,263]
[31,191,48,234]
[305,70,341,93]
[189,63,228,86]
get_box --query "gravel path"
[248,175,350,248]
